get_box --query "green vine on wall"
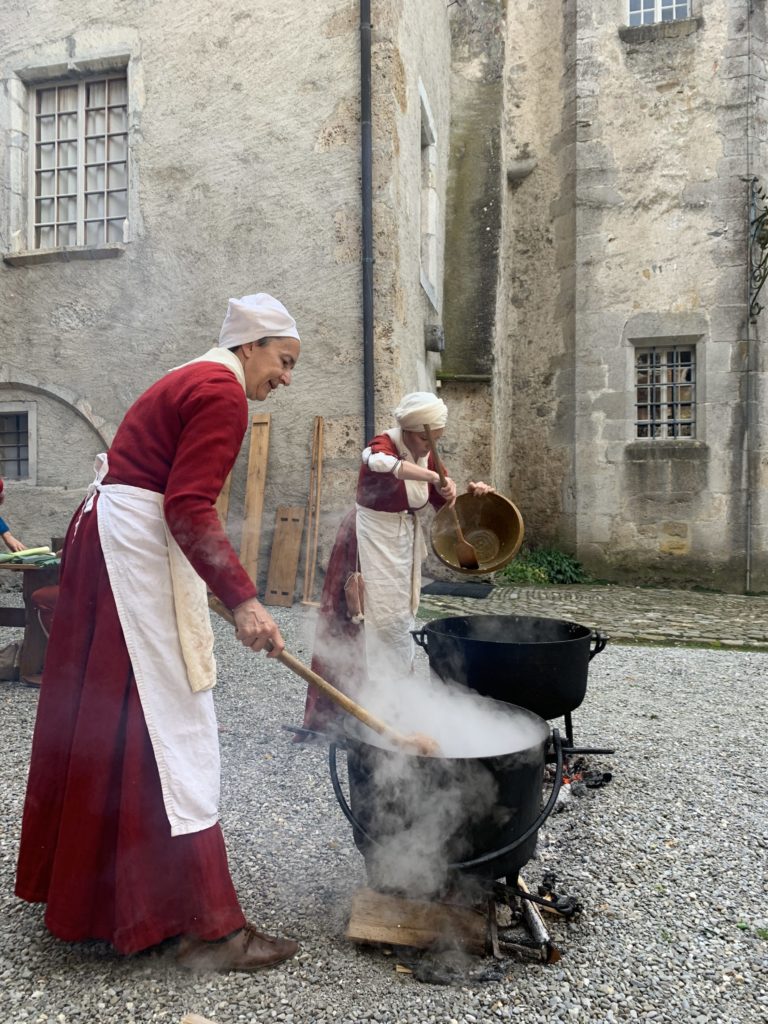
[749,176,768,323]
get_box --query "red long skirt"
[15,500,246,954]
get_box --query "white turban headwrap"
[218,293,300,350]
[394,392,448,431]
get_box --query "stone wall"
[745,1,768,592]
[366,0,451,429]
[497,0,576,544]
[498,0,768,592]
[0,0,453,595]
[432,0,504,515]
[571,2,755,590]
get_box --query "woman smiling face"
[237,337,301,401]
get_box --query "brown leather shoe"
[176,922,298,973]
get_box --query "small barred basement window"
[0,411,30,478]
[31,74,128,249]
[628,0,689,26]
[635,346,695,438]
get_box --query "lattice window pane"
[108,191,127,218]
[108,162,127,189]
[57,196,76,222]
[635,346,696,439]
[37,89,56,115]
[36,145,55,170]
[37,171,55,196]
[57,86,77,112]
[109,78,127,104]
[85,136,106,163]
[31,74,128,250]
[86,165,105,191]
[85,221,105,245]
[85,193,105,219]
[58,112,77,140]
[108,135,128,161]
[36,198,55,223]
[87,80,106,107]
[36,225,55,248]
[108,107,127,133]
[37,116,56,143]
[58,141,77,167]
[57,224,76,246]
[58,168,77,195]
[86,108,106,136]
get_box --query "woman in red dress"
[16,293,302,972]
[302,392,491,733]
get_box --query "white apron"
[76,347,246,837]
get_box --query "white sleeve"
[362,446,403,475]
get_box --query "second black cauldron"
[412,614,607,723]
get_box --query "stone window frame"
[624,324,706,446]
[418,79,440,313]
[3,53,134,268]
[29,73,129,252]
[619,11,702,44]
[633,343,696,439]
[0,400,37,484]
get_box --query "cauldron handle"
[328,742,380,848]
[411,627,428,652]
[447,729,564,871]
[589,631,608,661]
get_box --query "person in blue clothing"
[0,478,25,552]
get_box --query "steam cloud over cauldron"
[326,645,550,898]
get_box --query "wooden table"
[0,563,60,684]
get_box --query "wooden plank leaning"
[214,472,233,530]
[264,506,306,607]
[301,415,324,605]
[239,413,271,585]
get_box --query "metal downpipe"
[360,0,375,442]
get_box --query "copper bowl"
[430,492,525,576]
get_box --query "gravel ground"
[0,603,766,1024]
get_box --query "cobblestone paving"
[418,583,768,649]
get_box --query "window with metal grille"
[628,0,689,26]
[635,347,695,438]
[31,74,128,250]
[0,412,29,479]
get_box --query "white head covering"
[394,391,448,430]
[218,293,300,350]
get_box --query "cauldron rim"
[423,613,593,645]
[342,695,550,761]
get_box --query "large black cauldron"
[329,702,562,898]
[412,614,607,723]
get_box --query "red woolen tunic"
[357,433,445,513]
[15,362,258,955]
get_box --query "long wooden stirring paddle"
[208,595,440,756]
[423,424,480,570]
